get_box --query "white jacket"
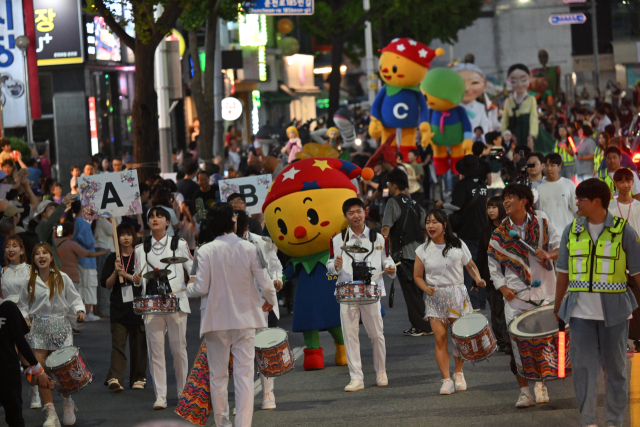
[326,226,396,296]
[186,233,277,336]
[18,272,84,317]
[246,231,282,319]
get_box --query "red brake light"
[633,153,640,163]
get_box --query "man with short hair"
[489,183,560,408]
[194,170,217,209]
[598,146,640,201]
[228,193,262,236]
[327,198,395,391]
[381,168,432,337]
[555,178,640,427]
[112,158,123,172]
[177,162,200,201]
[124,155,134,170]
[536,153,577,231]
[186,203,276,426]
[525,152,544,187]
[70,165,81,194]
[70,201,101,322]
[133,206,193,410]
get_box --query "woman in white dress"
[413,209,486,395]
[18,243,86,427]
[1,235,44,409]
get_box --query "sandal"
[132,379,146,390]
[107,378,124,393]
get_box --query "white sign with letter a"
[219,174,272,215]
[79,170,143,220]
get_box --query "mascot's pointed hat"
[381,38,444,69]
[263,158,362,212]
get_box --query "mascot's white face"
[508,69,530,97]
[458,69,486,104]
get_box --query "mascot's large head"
[378,38,443,88]
[263,157,361,258]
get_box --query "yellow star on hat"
[313,160,332,171]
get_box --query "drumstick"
[168,288,187,296]
[340,226,350,258]
[371,262,401,280]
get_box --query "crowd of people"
[0,78,639,427]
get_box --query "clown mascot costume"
[263,157,362,370]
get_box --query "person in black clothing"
[227,192,262,235]
[101,222,147,392]
[176,162,200,201]
[471,141,492,186]
[0,299,53,427]
[381,168,432,337]
[436,155,488,309]
[475,196,511,353]
[194,170,218,209]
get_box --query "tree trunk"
[132,42,160,184]
[327,34,345,127]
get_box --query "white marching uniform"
[187,233,277,427]
[246,231,282,398]
[326,227,395,381]
[134,235,193,400]
[2,263,30,303]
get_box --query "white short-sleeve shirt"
[415,240,471,287]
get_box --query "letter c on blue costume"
[393,103,409,120]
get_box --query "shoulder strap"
[170,235,180,252]
[143,236,152,253]
[369,229,377,243]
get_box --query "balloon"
[361,167,374,181]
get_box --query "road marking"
[631,354,640,425]
[253,346,303,396]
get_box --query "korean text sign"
[219,174,273,215]
[0,0,26,128]
[79,170,143,220]
[34,0,83,66]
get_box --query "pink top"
[285,138,302,163]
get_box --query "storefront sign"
[549,13,586,25]
[87,16,121,62]
[221,97,243,120]
[88,96,98,155]
[0,0,27,128]
[243,0,313,15]
[34,0,83,66]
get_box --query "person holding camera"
[435,155,487,310]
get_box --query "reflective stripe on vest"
[554,140,574,166]
[568,217,628,293]
[594,146,604,175]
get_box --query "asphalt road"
[7,278,633,427]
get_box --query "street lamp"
[15,35,33,147]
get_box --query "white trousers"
[205,329,255,427]
[145,312,188,399]
[340,301,386,381]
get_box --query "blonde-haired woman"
[18,243,85,427]
[281,126,302,163]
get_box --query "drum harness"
[340,227,378,283]
[143,235,181,295]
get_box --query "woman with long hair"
[554,126,575,180]
[413,209,486,395]
[17,243,86,427]
[594,131,610,176]
[101,223,146,393]
[476,197,511,354]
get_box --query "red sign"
[88,96,98,154]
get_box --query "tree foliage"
[301,0,484,121]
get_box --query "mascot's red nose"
[294,226,307,239]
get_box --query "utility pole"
[591,0,600,93]
[213,18,225,158]
[363,0,376,106]
[154,5,172,174]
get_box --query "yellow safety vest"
[597,168,632,200]
[568,217,628,293]
[594,146,604,175]
[554,140,574,166]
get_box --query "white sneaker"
[261,392,276,410]
[376,373,388,386]
[153,397,167,410]
[534,382,549,403]
[439,378,455,395]
[453,372,467,391]
[62,397,76,425]
[30,385,42,409]
[84,313,100,322]
[43,403,60,427]
[344,379,364,392]
[516,390,535,408]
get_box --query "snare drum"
[45,346,92,395]
[335,281,379,305]
[451,313,496,362]
[255,328,295,377]
[133,295,179,315]
[508,305,572,381]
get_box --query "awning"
[261,87,295,105]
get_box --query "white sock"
[521,386,531,395]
